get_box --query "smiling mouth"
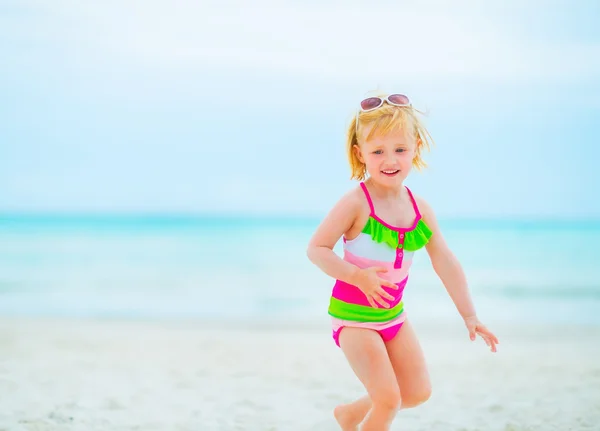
[381,170,400,176]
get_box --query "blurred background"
[3,2,600,430]
[2,0,600,329]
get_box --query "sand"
[1,318,599,431]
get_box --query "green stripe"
[328,297,404,322]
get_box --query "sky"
[1,0,599,219]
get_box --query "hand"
[464,315,499,352]
[352,267,399,309]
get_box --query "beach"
[2,317,599,431]
[1,217,599,430]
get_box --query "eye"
[373,150,383,155]
[396,148,406,153]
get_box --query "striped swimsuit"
[328,182,433,347]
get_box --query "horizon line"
[1,211,599,225]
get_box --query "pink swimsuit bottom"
[332,314,407,347]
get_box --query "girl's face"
[354,126,416,187]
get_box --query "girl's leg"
[385,319,431,407]
[337,327,401,431]
[334,320,431,429]
[333,396,370,431]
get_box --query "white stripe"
[344,233,414,265]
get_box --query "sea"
[1,214,599,328]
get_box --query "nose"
[385,151,396,164]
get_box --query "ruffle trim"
[361,217,432,251]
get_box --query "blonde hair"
[347,101,434,181]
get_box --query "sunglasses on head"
[359,94,411,112]
[356,94,411,132]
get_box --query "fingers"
[366,288,394,308]
[465,320,499,352]
[474,332,492,350]
[380,279,399,290]
[371,293,391,309]
[366,293,391,309]
[474,322,496,339]
[482,335,491,347]
[366,296,379,308]
[477,328,498,352]
[370,283,397,308]
[482,335,497,352]
[372,266,388,274]
[477,325,500,345]
[377,288,395,302]
[486,330,499,345]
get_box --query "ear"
[353,144,365,164]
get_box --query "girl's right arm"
[306,191,363,284]
[306,190,397,308]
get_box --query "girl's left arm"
[416,196,499,352]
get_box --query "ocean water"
[1,215,599,327]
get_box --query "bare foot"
[334,404,363,431]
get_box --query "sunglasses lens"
[360,97,383,111]
[388,94,410,105]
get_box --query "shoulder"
[308,184,370,247]
[411,192,449,254]
[411,192,437,225]
[336,184,369,211]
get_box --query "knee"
[402,385,432,409]
[371,387,402,412]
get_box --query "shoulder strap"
[359,182,375,216]
[405,186,421,218]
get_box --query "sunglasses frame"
[355,94,412,133]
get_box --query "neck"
[364,178,405,200]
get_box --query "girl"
[306,93,499,431]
